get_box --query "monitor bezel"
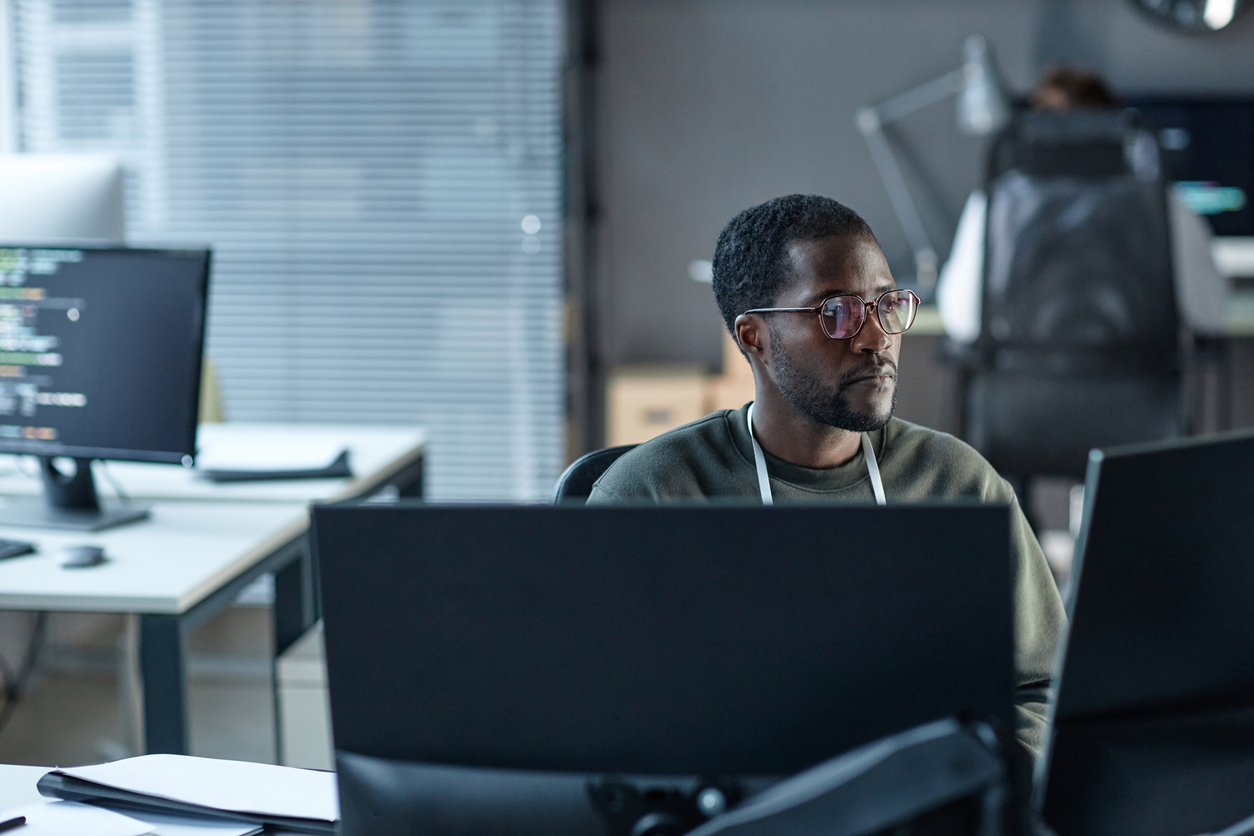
[0,243,212,466]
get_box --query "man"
[588,194,1065,758]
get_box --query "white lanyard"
[746,404,886,506]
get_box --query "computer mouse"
[60,545,107,569]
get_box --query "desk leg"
[1220,338,1234,431]
[272,544,314,764]
[398,453,423,498]
[273,546,313,656]
[138,613,189,754]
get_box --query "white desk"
[0,423,426,756]
[0,763,43,808]
[0,503,306,613]
[0,423,427,504]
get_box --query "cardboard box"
[607,365,709,446]
[705,330,755,413]
[605,333,759,447]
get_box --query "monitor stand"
[0,457,150,532]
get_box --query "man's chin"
[843,409,893,434]
[823,393,895,433]
[804,403,893,433]
[777,373,898,433]
[846,389,896,426]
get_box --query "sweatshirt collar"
[726,402,884,493]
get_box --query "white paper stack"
[36,755,337,835]
[194,438,352,483]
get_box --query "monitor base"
[0,497,151,532]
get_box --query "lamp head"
[956,34,1010,137]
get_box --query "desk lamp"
[856,35,1011,297]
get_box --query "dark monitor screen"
[1038,430,1254,836]
[1128,97,1254,237]
[0,246,209,463]
[314,503,1017,836]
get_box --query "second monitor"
[1039,429,1254,836]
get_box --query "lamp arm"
[855,69,964,290]
[856,110,937,287]
[872,69,965,125]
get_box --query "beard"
[769,325,898,433]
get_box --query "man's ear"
[734,314,769,368]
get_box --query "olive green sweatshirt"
[587,403,1066,757]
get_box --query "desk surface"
[0,501,307,613]
[0,423,426,504]
[0,763,44,808]
[0,423,426,614]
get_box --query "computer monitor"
[1037,430,1254,836]
[313,503,1017,836]
[1127,97,1254,239]
[0,155,127,242]
[0,245,210,531]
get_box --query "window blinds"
[13,0,566,501]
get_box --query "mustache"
[837,359,898,389]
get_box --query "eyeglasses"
[744,288,920,340]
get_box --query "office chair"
[552,444,637,504]
[954,109,1185,495]
[688,719,1011,836]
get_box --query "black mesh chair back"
[964,110,1184,480]
[553,445,637,504]
[982,172,1177,352]
[985,108,1153,181]
[686,719,1010,836]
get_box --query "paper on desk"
[56,755,338,823]
[1,800,155,836]
[193,437,346,473]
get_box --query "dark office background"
[564,0,1254,455]
[592,0,1254,367]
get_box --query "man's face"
[764,235,902,433]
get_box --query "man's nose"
[851,308,892,353]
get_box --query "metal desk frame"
[138,453,423,755]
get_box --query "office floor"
[0,606,275,768]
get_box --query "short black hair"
[711,194,876,335]
[1030,65,1119,110]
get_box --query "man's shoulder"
[588,409,746,502]
[882,418,1012,501]
[883,417,979,459]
